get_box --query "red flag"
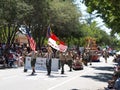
[58,41,67,52]
[46,25,67,52]
[48,33,67,52]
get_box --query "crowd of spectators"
[0,43,30,68]
[107,54,120,90]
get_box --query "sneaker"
[47,73,50,76]
[33,69,36,73]
[31,72,34,75]
[61,71,64,74]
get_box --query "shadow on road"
[81,66,114,82]
[91,66,114,72]
[81,72,113,82]
[47,75,68,78]
[26,73,68,78]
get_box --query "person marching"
[103,49,108,63]
[59,51,66,74]
[45,45,53,76]
[66,50,73,71]
[28,50,38,75]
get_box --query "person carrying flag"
[28,50,38,75]
[19,25,37,74]
[19,25,36,52]
[45,45,53,76]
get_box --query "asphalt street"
[0,56,116,90]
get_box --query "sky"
[74,0,111,35]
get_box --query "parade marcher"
[59,51,66,74]
[103,49,108,63]
[114,72,120,90]
[45,45,53,76]
[28,50,38,75]
[66,50,73,71]
[82,52,89,66]
[31,51,37,75]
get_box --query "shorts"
[31,59,36,67]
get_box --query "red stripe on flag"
[59,44,67,52]
[27,36,36,51]
[48,33,67,52]
[50,33,59,41]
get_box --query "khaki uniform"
[66,53,73,61]
[66,51,73,71]
[28,51,38,75]
[59,52,66,74]
[30,51,38,67]
[103,50,108,63]
[46,46,53,75]
[59,53,66,61]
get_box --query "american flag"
[19,25,36,51]
[25,27,36,51]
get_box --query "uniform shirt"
[59,53,66,61]
[31,51,37,60]
[66,52,73,61]
[46,53,52,60]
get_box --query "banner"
[24,57,59,71]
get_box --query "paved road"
[0,56,116,90]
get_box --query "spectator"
[114,72,120,90]
[108,72,120,89]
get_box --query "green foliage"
[0,0,118,49]
[83,0,120,34]
[49,0,82,39]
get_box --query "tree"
[23,0,50,49]
[49,0,82,45]
[83,0,120,34]
[0,0,33,45]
